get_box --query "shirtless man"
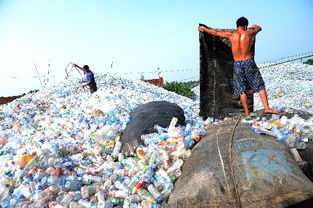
[198,16,279,115]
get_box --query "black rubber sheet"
[199,24,254,119]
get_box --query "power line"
[2,52,312,79]
[258,51,313,69]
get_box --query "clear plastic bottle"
[112,141,122,160]
[124,158,140,172]
[13,169,28,184]
[114,180,131,193]
[73,190,82,202]
[125,194,141,203]
[155,169,173,196]
[137,188,155,202]
[47,176,65,186]
[34,171,47,182]
[103,179,113,192]
[20,184,32,200]
[78,199,97,207]
[271,127,286,142]
[0,184,10,202]
[9,197,25,207]
[65,180,82,191]
[300,124,313,136]
[12,184,24,200]
[98,200,113,208]
[107,190,128,198]
[81,185,89,200]
[69,201,80,208]
[70,153,84,162]
[95,191,105,204]
[161,150,170,170]
[148,151,159,168]
[295,138,307,150]
[251,126,263,135]
[33,187,50,202]
[184,135,195,149]
[60,192,76,207]
[82,174,103,184]
[154,124,166,134]
[290,148,307,168]
[147,184,164,204]
[117,152,124,162]
[166,159,183,175]
[114,169,137,177]
[241,118,255,125]
[0,195,11,208]
[285,134,297,148]
[143,167,155,182]
[127,173,140,190]
[24,156,39,169]
[47,184,61,195]
[168,117,178,133]
[170,149,191,160]
[280,116,288,126]
[122,199,131,208]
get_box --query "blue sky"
[0,0,313,95]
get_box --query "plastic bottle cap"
[170,176,177,181]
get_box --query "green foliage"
[304,59,313,65]
[22,89,39,96]
[185,81,199,88]
[164,81,196,97]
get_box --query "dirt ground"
[0,95,23,105]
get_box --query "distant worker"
[198,17,280,115]
[73,63,98,93]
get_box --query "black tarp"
[166,116,313,208]
[199,24,254,120]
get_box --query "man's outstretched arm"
[73,63,84,71]
[198,26,232,38]
[250,24,262,34]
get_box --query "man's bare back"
[198,25,262,61]
[229,28,257,61]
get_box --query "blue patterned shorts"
[233,59,265,95]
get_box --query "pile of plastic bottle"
[254,62,313,114]
[0,73,211,208]
[242,112,313,167]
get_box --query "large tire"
[120,101,185,154]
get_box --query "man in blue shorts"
[73,63,98,94]
[199,17,279,115]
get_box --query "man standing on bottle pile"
[198,17,279,116]
[73,63,98,94]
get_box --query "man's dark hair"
[83,65,90,71]
[236,17,249,27]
